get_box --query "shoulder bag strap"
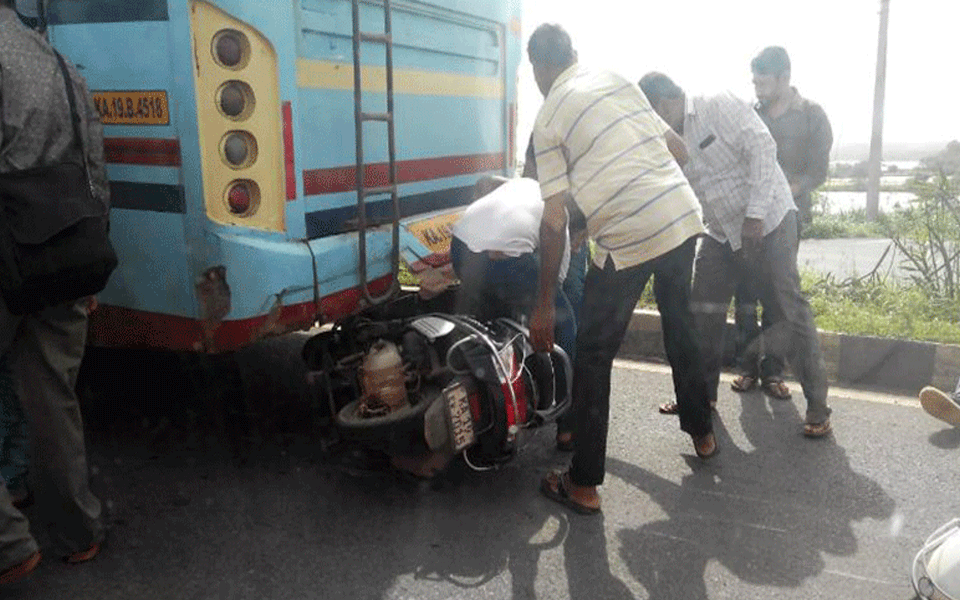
[52,50,93,195]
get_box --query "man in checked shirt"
[640,72,832,439]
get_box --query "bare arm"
[530,191,569,352]
[664,128,688,167]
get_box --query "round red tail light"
[226,180,259,216]
[218,81,255,120]
[212,29,249,70]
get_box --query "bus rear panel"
[47,0,522,352]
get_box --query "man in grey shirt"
[732,46,834,400]
[0,0,107,584]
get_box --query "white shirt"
[533,64,704,270]
[681,92,796,250]
[452,177,570,281]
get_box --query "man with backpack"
[0,0,110,584]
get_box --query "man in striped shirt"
[639,72,832,439]
[528,24,715,516]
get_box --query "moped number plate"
[445,383,476,452]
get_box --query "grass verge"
[637,270,960,345]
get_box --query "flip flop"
[539,471,601,516]
[658,402,679,415]
[762,379,792,400]
[802,418,832,438]
[730,375,758,392]
[659,401,716,415]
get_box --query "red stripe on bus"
[87,274,393,352]
[302,152,505,196]
[104,138,181,166]
[282,102,297,201]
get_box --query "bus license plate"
[92,91,169,126]
[444,382,476,452]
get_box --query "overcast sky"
[519,0,956,156]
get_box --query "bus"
[42,0,522,352]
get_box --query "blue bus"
[43,0,522,352]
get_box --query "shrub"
[882,171,960,299]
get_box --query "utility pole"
[866,0,890,221]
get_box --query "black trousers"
[570,236,712,487]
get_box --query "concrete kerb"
[619,309,958,396]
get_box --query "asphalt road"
[798,237,903,280]
[3,340,951,600]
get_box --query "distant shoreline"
[833,141,951,163]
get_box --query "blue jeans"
[563,242,587,326]
[450,236,577,391]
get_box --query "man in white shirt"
[450,176,575,366]
[640,72,832,439]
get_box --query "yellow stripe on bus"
[297,59,503,99]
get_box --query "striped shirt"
[533,64,704,270]
[681,92,795,250]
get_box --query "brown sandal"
[692,432,719,459]
[731,375,758,392]
[762,379,792,400]
[539,471,601,515]
[659,400,716,415]
[658,402,679,415]
[803,419,832,438]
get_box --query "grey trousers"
[0,299,103,569]
[691,212,831,424]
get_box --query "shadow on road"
[928,427,960,449]
[607,391,895,599]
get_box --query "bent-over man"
[640,71,832,439]
[529,24,715,517]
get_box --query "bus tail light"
[217,81,255,120]
[226,181,259,216]
[212,29,250,70]
[221,131,257,168]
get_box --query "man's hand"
[742,217,764,265]
[570,227,589,251]
[530,302,556,352]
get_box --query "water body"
[818,191,916,214]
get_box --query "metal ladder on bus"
[351,0,401,306]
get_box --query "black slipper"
[540,471,601,515]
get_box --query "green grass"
[802,211,886,239]
[636,270,960,345]
[801,271,960,344]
